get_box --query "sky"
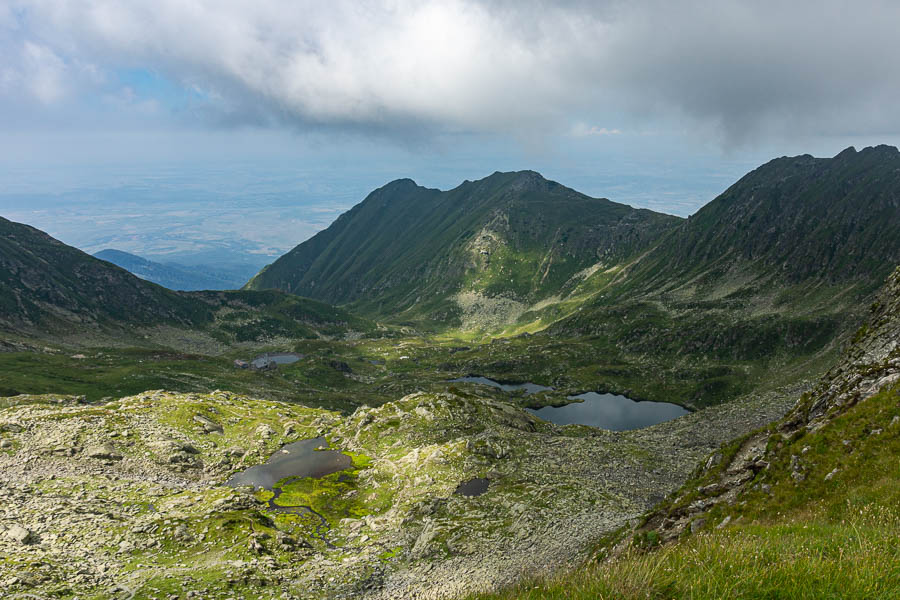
[1,1,899,260]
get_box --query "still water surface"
[225,437,351,489]
[527,392,689,431]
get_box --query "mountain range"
[247,147,900,339]
[0,216,372,346]
[93,249,253,291]
[245,170,679,327]
[2,145,900,598]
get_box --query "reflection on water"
[448,376,553,395]
[527,392,688,431]
[225,437,351,489]
[251,352,303,369]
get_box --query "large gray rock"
[84,443,122,461]
[193,414,224,434]
[5,524,32,544]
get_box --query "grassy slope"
[0,216,210,330]
[246,171,680,327]
[0,216,375,346]
[471,382,900,600]
[469,266,900,600]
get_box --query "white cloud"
[22,41,67,104]
[5,1,900,145]
[572,124,622,137]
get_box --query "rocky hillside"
[634,262,900,544]
[0,217,373,345]
[245,171,680,327]
[0,365,798,598]
[470,266,900,599]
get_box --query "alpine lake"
[449,376,689,431]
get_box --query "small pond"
[455,478,490,497]
[448,376,553,395]
[251,352,303,369]
[527,392,689,431]
[225,437,351,489]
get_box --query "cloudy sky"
[2,1,899,255]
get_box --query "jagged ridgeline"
[0,217,373,343]
[550,146,900,364]
[245,171,680,327]
[247,147,900,338]
[614,144,900,294]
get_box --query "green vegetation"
[246,171,679,328]
[3,146,900,599]
[473,512,900,600]
[469,381,900,600]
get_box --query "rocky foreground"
[0,384,797,599]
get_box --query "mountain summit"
[245,170,680,327]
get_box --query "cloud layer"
[4,1,900,145]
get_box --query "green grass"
[0,316,831,415]
[469,383,900,600]
[473,514,900,600]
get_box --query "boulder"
[193,414,224,434]
[255,424,276,439]
[85,443,123,461]
[5,524,33,544]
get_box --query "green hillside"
[0,216,374,345]
[245,171,680,328]
[472,264,900,600]
[535,146,900,401]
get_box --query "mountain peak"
[834,146,857,159]
[476,169,550,193]
[859,144,900,157]
[381,177,420,190]
[246,171,677,319]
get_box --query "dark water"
[448,376,553,395]
[224,437,351,489]
[251,352,302,369]
[527,392,689,431]
[455,478,490,497]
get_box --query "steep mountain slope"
[472,265,900,600]
[93,249,247,291]
[0,216,372,344]
[625,144,900,294]
[0,216,207,332]
[547,146,900,388]
[246,171,680,327]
